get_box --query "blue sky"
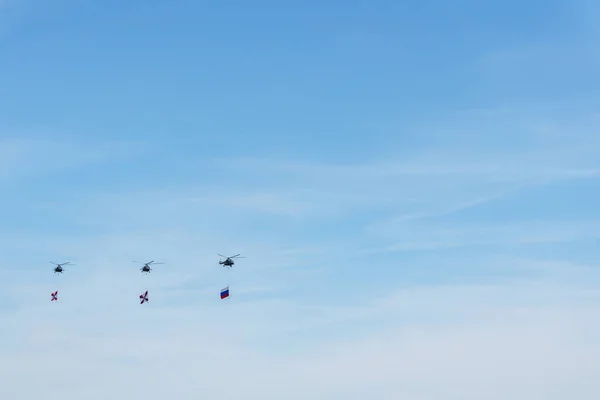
[1,0,600,398]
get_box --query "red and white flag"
[139,290,148,304]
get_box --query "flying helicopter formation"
[49,254,243,303]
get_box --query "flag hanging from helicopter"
[51,291,58,301]
[140,290,149,304]
[220,286,229,299]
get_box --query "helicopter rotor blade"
[217,254,226,258]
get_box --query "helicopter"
[51,262,74,274]
[133,260,163,274]
[218,254,245,268]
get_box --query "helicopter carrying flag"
[133,260,164,274]
[220,286,229,299]
[38,253,252,304]
[218,254,245,268]
[50,262,74,274]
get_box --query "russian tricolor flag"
[220,286,229,299]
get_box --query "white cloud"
[1,105,599,398]
[191,110,599,222]
[0,138,30,180]
[0,137,149,185]
[368,218,600,252]
[1,264,599,399]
